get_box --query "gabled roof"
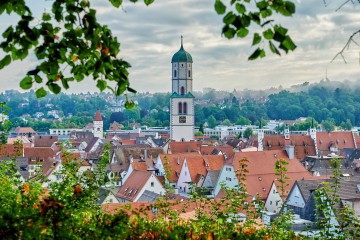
[186,154,225,184]
[116,170,153,201]
[168,141,201,154]
[137,190,160,203]
[0,144,23,157]
[206,170,221,187]
[84,137,100,152]
[316,131,356,151]
[158,153,188,183]
[94,110,102,121]
[0,157,29,180]
[42,158,59,177]
[231,150,314,199]
[34,136,58,147]
[14,127,36,134]
[200,145,234,159]
[24,147,55,164]
[248,134,316,160]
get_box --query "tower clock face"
[179,116,186,123]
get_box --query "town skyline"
[0,0,359,94]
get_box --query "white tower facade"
[170,37,195,141]
[93,110,103,139]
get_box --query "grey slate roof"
[0,157,29,180]
[207,170,221,187]
[137,190,160,203]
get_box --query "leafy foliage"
[0,0,151,108]
[215,0,297,60]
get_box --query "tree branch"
[331,29,360,63]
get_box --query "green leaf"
[127,87,137,93]
[262,29,274,40]
[236,28,249,38]
[109,0,123,8]
[0,55,11,70]
[282,36,297,51]
[252,33,261,46]
[248,48,265,60]
[215,0,226,15]
[282,1,296,16]
[125,99,135,109]
[35,87,47,98]
[27,69,40,76]
[20,76,33,90]
[144,0,154,6]
[48,83,61,94]
[223,12,236,25]
[235,3,246,14]
[269,41,280,55]
[42,13,51,21]
[223,26,236,39]
[97,80,107,91]
[34,75,42,83]
[256,1,268,10]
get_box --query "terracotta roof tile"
[94,110,102,121]
[33,136,58,147]
[186,154,225,184]
[116,170,153,201]
[231,150,313,199]
[248,134,316,160]
[168,141,201,154]
[316,131,356,152]
[0,144,23,157]
[14,127,36,134]
[24,147,55,164]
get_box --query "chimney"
[285,145,295,160]
[144,149,147,159]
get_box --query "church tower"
[170,37,195,141]
[93,109,103,139]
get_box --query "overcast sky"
[0,0,359,94]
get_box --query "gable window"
[181,86,185,95]
[151,182,154,187]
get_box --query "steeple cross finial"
[181,35,183,48]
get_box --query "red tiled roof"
[159,153,189,183]
[132,161,148,171]
[14,127,36,134]
[116,170,152,201]
[94,110,102,121]
[24,147,55,164]
[33,136,58,147]
[119,139,136,145]
[316,131,356,151]
[187,155,225,184]
[0,144,23,157]
[231,150,313,199]
[248,134,316,160]
[168,141,201,154]
[200,145,234,158]
[356,136,360,148]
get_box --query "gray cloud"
[0,0,359,93]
